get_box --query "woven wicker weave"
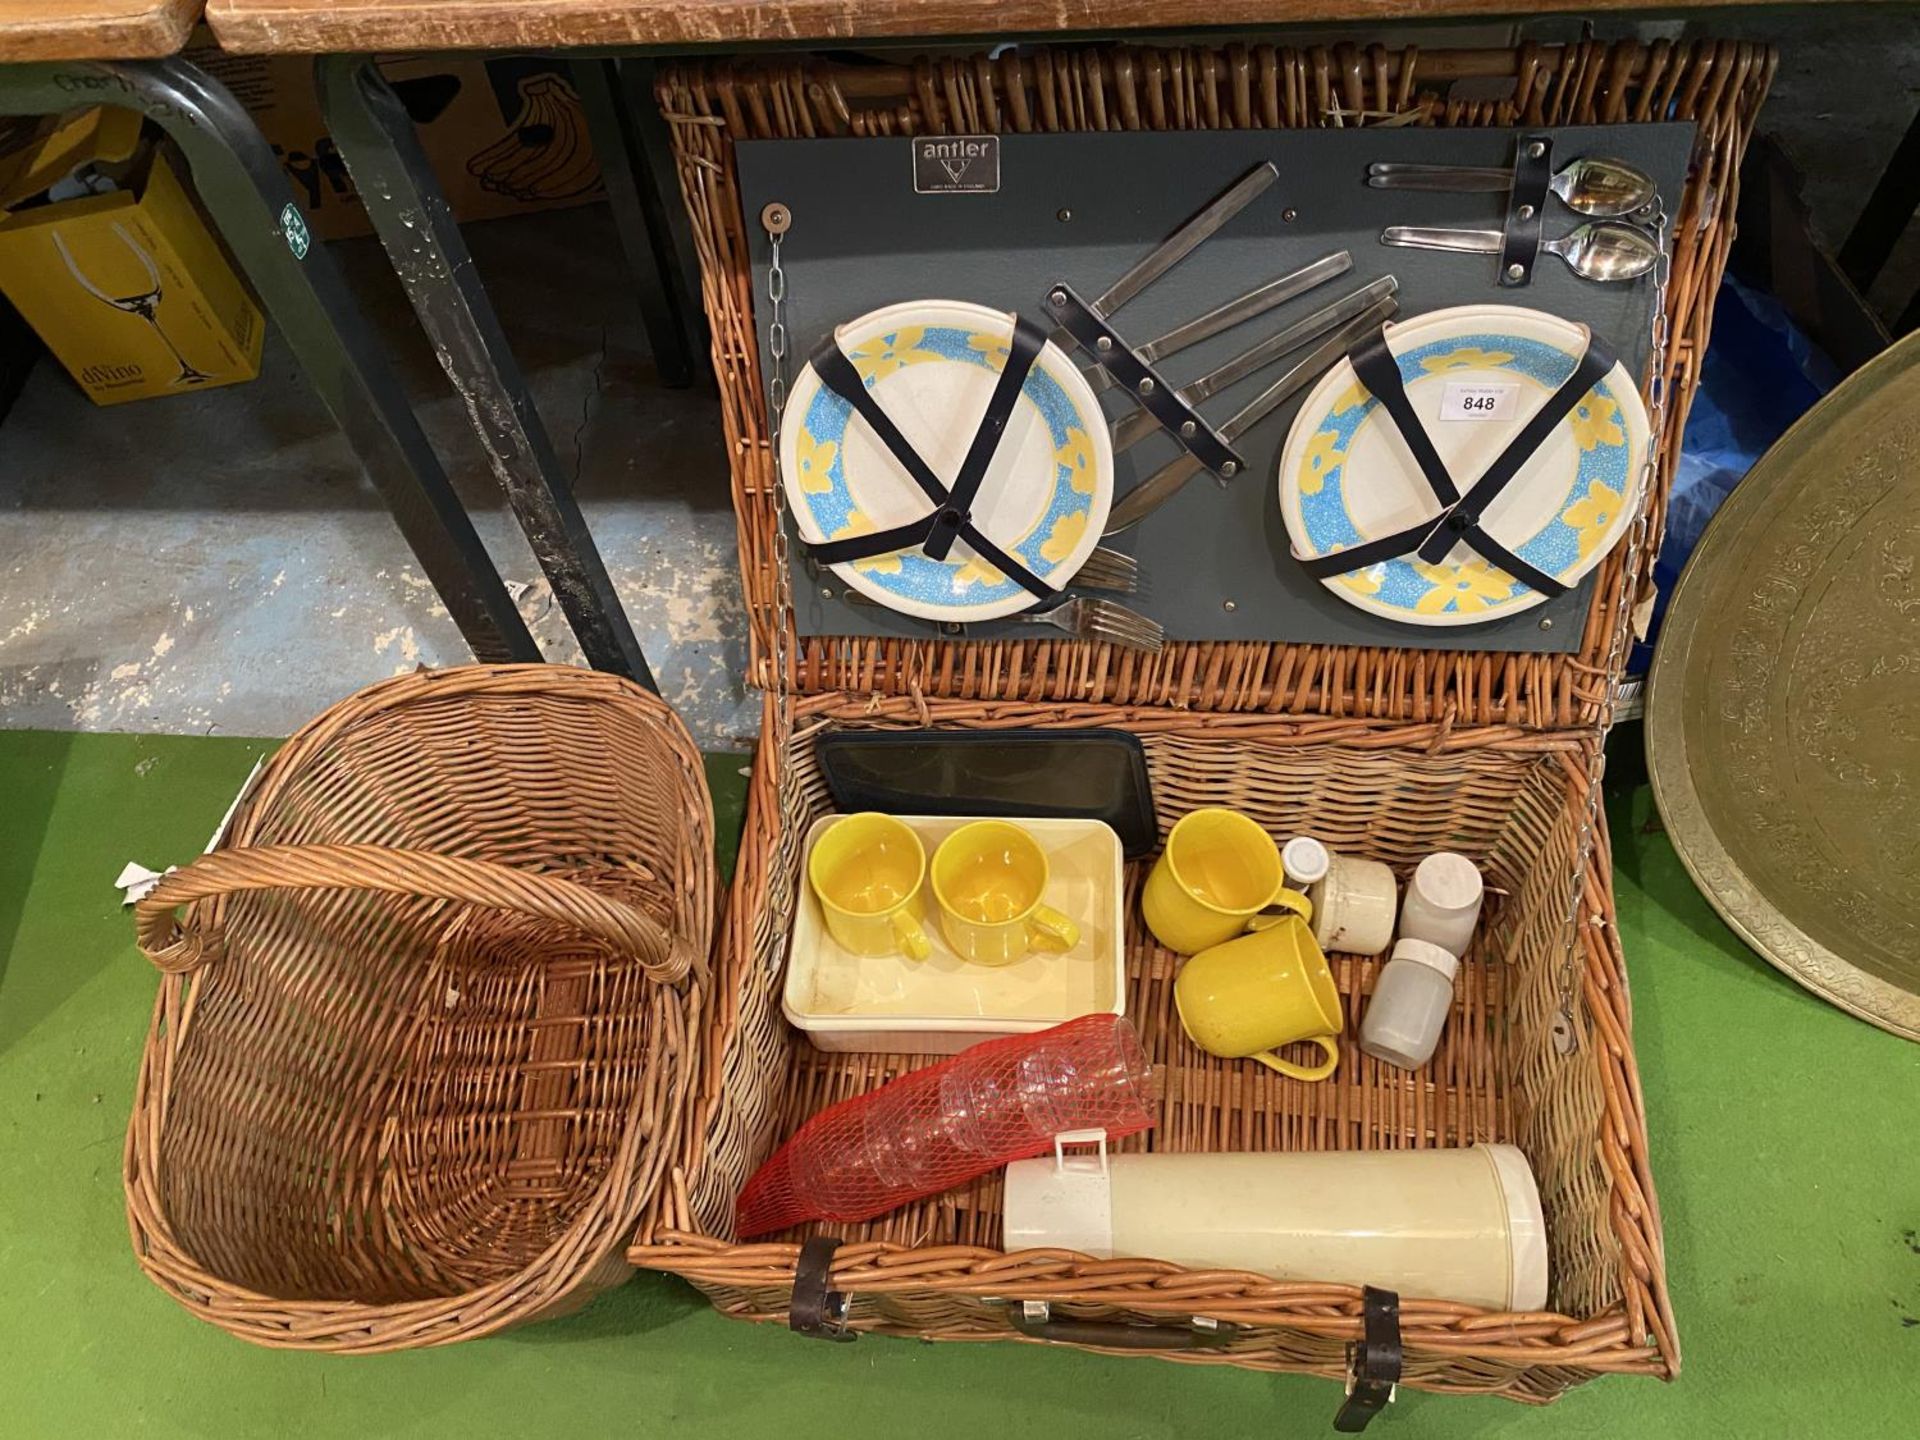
[635,697,1666,1400]
[127,666,713,1351]
[629,36,1770,1405]
[661,37,1771,728]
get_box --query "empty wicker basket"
[127,666,713,1351]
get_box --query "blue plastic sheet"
[1630,275,1838,671]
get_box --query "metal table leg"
[0,58,540,666]
[316,54,657,690]
[1837,98,1920,337]
[574,57,706,389]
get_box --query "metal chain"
[759,203,802,977]
[1550,204,1672,1057]
[760,202,796,741]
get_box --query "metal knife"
[1083,250,1353,394]
[1102,299,1397,536]
[1108,276,1398,453]
[1047,160,1278,351]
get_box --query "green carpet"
[1,729,1912,1438]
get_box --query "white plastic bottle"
[1359,937,1459,1069]
[1398,852,1484,954]
[1281,835,1331,889]
[1003,1141,1548,1312]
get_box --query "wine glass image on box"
[52,223,211,386]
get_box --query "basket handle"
[134,843,691,984]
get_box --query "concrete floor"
[1,15,1916,748]
[0,205,757,746]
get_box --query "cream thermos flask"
[1002,1140,1548,1312]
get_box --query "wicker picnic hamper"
[126,666,713,1351]
[629,37,1773,1406]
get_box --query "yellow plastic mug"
[1142,808,1308,955]
[808,812,932,960]
[930,820,1080,966]
[1174,914,1344,1080]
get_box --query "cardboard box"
[185,42,604,242]
[0,140,263,406]
[0,107,142,210]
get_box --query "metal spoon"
[1379,221,1659,283]
[1367,156,1656,218]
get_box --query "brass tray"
[1648,331,1920,1041]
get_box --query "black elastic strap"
[1413,332,1616,564]
[1041,281,1245,477]
[789,1236,856,1342]
[1499,134,1554,288]
[1333,1286,1402,1432]
[1418,515,1571,597]
[1298,493,1564,601]
[810,338,951,511]
[1301,324,1620,598]
[807,515,932,566]
[1298,515,1442,581]
[1349,329,1459,508]
[801,320,1058,599]
[925,317,1047,561]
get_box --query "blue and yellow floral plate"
[1278,304,1650,627]
[779,300,1113,623]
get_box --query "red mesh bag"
[734,1014,1154,1237]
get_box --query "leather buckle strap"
[789,1236,857,1342]
[1413,332,1616,565]
[1299,323,1620,599]
[1499,133,1554,288]
[802,317,1058,600]
[1042,281,1246,478]
[1332,1286,1401,1432]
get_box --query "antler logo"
[913,136,1001,194]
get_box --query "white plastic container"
[784,814,1126,1053]
[1003,1139,1548,1312]
[1398,851,1485,955]
[1306,853,1398,956]
[1281,835,1331,888]
[1359,937,1460,1069]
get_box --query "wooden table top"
[204,0,1794,57]
[0,0,200,61]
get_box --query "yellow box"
[0,142,263,405]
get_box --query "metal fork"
[1071,546,1139,594]
[1012,597,1164,653]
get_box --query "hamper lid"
[707,51,1720,728]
